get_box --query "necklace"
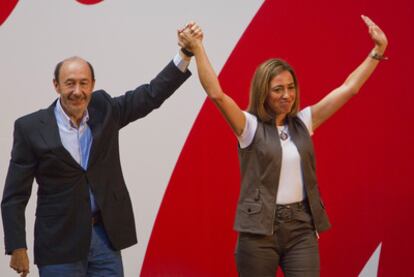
[279,125,288,140]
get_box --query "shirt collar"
[55,98,89,129]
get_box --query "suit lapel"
[86,104,104,168]
[38,98,105,169]
[38,101,82,169]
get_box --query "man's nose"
[73,83,82,94]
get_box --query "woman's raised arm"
[178,23,246,136]
[311,15,388,130]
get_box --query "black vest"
[234,115,331,235]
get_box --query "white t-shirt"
[238,107,313,204]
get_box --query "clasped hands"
[178,21,204,56]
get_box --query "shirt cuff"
[173,52,190,73]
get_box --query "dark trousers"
[235,201,319,277]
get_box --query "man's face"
[53,58,95,123]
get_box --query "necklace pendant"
[280,131,288,140]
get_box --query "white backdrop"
[0,1,263,276]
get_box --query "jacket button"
[247,208,252,213]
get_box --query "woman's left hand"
[361,15,388,53]
[177,22,203,53]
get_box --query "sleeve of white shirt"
[238,108,312,148]
[237,111,258,149]
[297,106,313,136]
[173,52,190,73]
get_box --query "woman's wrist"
[191,42,204,56]
[373,44,387,55]
[370,46,388,61]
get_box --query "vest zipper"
[306,193,320,239]
[271,140,282,235]
[299,158,320,240]
[271,199,277,234]
[302,186,318,239]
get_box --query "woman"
[179,15,387,276]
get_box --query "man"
[1,23,200,277]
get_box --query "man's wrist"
[12,248,27,254]
[178,49,192,62]
[174,52,190,73]
[180,47,194,58]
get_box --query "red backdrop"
[1,0,413,276]
[142,0,414,276]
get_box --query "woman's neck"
[275,114,287,126]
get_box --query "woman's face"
[266,70,296,118]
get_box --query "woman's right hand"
[177,21,203,53]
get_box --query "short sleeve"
[237,111,258,148]
[297,106,313,136]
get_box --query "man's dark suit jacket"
[1,61,191,265]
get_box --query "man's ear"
[53,79,60,94]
